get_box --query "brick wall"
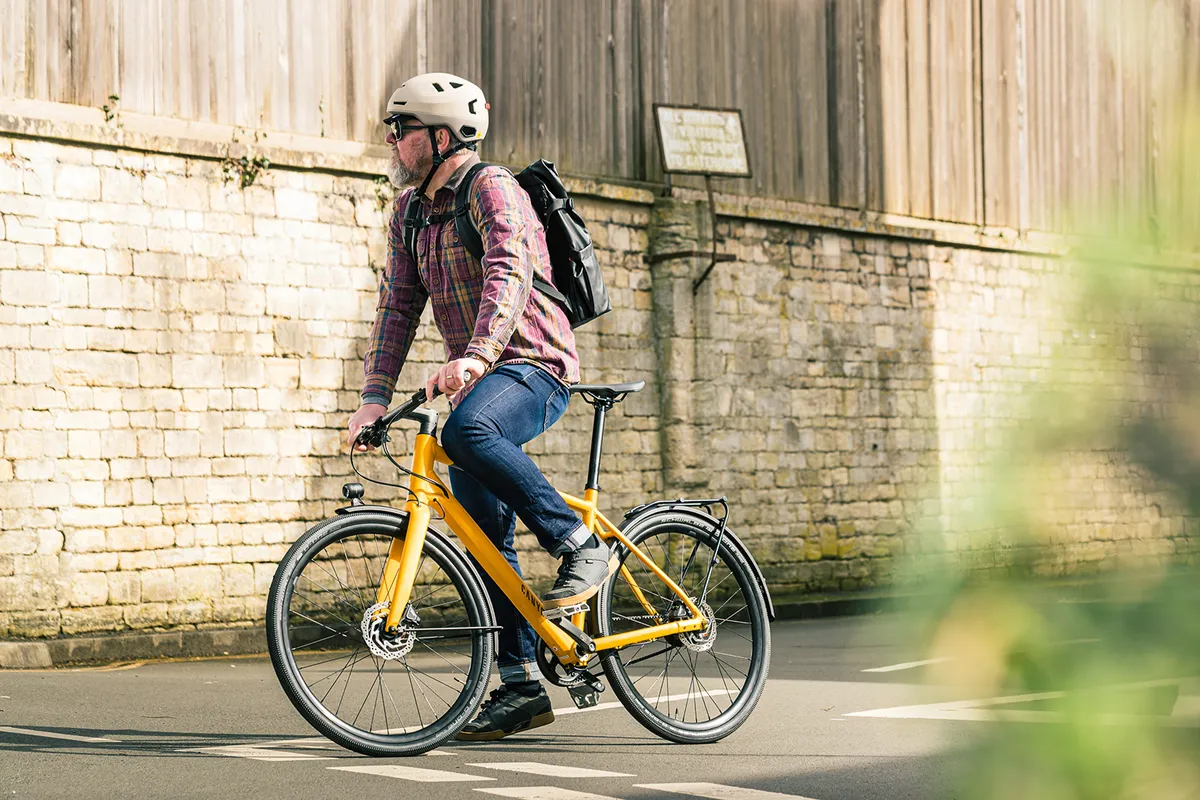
[0,105,1195,639]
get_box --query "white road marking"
[861,658,949,673]
[468,762,634,778]
[862,640,1102,674]
[637,783,821,799]
[476,788,622,800]
[256,737,341,750]
[846,678,1199,726]
[187,744,334,761]
[0,726,117,743]
[330,765,494,782]
[554,688,737,716]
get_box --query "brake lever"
[354,386,440,451]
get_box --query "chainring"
[536,640,593,688]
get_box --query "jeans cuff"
[550,524,593,557]
[499,660,544,684]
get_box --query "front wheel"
[595,512,771,743]
[266,512,495,756]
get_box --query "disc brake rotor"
[673,599,717,653]
[360,601,417,660]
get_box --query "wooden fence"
[2,0,1198,234]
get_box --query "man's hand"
[349,403,388,452]
[425,357,488,401]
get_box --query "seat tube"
[384,500,430,630]
[585,403,607,492]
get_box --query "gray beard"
[386,153,426,188]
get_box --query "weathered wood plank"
[795,0,830,204]
[904,0,932,219]
[878,0,909,215]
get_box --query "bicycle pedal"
[567,682,601,709]
[543,602,589,621]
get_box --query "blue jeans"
[441,363,580,684]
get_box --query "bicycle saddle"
[568,381,646,401]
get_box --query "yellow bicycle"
[266,381,774,756]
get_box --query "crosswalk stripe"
[468,762,634,778]
[475,788,623,800]
[330,765,495,783]
[861,658,949,673]
[636,783,822,800]
[0,726,116,743]
[186,744,334,761]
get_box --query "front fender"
[620,504,776,621]
[335,503,410,520]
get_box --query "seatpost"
[585,400,611,492]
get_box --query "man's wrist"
[463,343,498,366]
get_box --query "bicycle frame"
[375,430,708,667]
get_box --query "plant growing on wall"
[100,93,121,126]
[221,154,271,189]
[373,175,393,212]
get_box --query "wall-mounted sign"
[653,105,751,178]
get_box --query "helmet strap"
[417,127,475,198]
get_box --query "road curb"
[771,590,907,620]
[0,627,267,668]
[0,641,53,669]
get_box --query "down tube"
[437,494,579,657]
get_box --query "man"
[347,73,615,740]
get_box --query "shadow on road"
[0,726,340,759]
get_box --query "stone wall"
[0,102,1196,640]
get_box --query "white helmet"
[384,73,489,144]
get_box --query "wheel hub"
[671,600,717,652]
[360,601,417,660]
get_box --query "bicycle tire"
[266,511,495,756]
[595,510,771,743]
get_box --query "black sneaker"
[455,685,555,741]
[541,537,619,611]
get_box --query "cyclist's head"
[383,73,489,191]
[383,73,489,147]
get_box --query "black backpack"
[401,159,611,329]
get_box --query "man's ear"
[438,127,454,150]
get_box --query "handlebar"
[354,387,440,450]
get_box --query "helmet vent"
[467,99,478,114]
[460,126,477,138]
[449,81,463,88]
[432,82,444,92]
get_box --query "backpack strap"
[453,162,569,306]
[453,162,491,262]
[401,191,423,260]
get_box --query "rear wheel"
[266,512,494,756]
[595,512,770,743]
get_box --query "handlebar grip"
[356,387,438,448]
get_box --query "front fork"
[376,500,430,631]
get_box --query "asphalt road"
[3,614,1192,800]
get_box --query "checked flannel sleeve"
[361,190,428,407]
[461,168,538,366]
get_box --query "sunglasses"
[387,120,427,142]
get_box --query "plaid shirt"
[362,154,580,408]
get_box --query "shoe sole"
[455,710,555,741]
[541,552,621,610]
